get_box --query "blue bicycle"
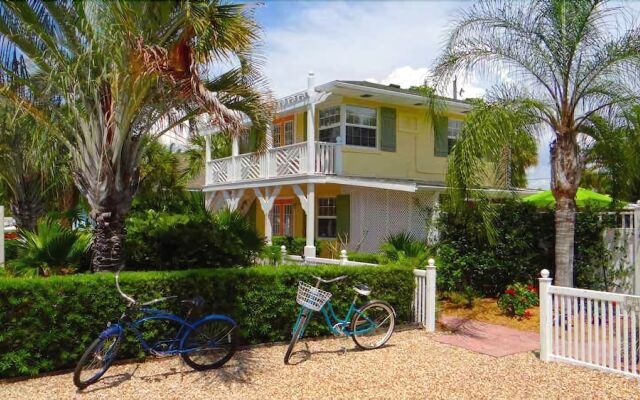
[284,275,395,364]
[73,268,237,389]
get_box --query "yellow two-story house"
[201,74,474,256]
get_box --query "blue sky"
[249,1,640,190]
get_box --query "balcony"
[206,141,341,185]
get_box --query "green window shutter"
[380,107,397,152]
[336,195,350,240]
[303,111,308,141]
[434,116,449,157]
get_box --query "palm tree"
[433,0,640,286]
[0,53,66,231]
[582,107,640,202]
[0,1,272,271]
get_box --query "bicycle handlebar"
[115,266,137,305]
[312,275,348,284]
[141,296,178,307]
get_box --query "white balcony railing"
[206,141,341,185]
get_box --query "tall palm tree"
[0,1,272,271]
[433,0,640,286]
[0,53,65,231]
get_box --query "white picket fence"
[279,247,378,267]
[412,260,437,332]
[539,269,640,378]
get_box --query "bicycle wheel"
[284,309,310,365]
[181,317,237,370]
[350,301,395,350]
[73,332,121,389]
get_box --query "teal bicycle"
[284,275,396,364]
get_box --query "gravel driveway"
[1,328,638,399]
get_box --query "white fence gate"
[539,269,640,378]
[412,260,436,332]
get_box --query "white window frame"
[344,105,377,148]
[284,120,294,145]
[317,104,379,149]
[447,119,463,153]
[316,197,337,239]
[272,123,281,147]
[318,105,341,144]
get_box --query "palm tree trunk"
[91,210,126,272]
[551,132,581,287]
[9,180,45,231]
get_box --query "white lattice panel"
[272,143,307,176]
[208,159,231,183]
[344,188,439,253]
[239,154,262,180]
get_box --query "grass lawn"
[440,298,539,332]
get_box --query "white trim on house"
[204,174,421,193]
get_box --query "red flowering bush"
[497,283,539,318]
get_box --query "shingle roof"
[336,80,471,105]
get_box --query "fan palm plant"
[7,218,92,276]
[0,1,272,270]
[433,0,640,286]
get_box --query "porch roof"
[202,175,540,195]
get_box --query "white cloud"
[262,1,462,97]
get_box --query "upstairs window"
[345,105,377,148]
[319,106,340,143]
[272,117,294,147]
[447,119,463,153]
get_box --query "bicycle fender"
[99,323,124,339]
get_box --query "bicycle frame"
[292,297,379,338]
[105,307,216,357]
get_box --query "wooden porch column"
[254,186,281,245]
[306,72,316,174]
[304,183,316,257]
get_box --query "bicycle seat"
[353,283,371,296]
[181,296,204,309]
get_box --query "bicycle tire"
[73,333,120,389]
[181,317,237,370]
[350,300,395,350]
[284,311,309,365]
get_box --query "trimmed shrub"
[125,209,263,270]
[0,264,413,378]
[271,236,322,256]
[348,252,385,264]
[436,200,616,296]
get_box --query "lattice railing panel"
[239,154,263,180]
[207,158,231,184]
[272,143,307,176]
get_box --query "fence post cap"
[340,249,347,257]
[427,259,435,267]
[540,269,550,278]
[280,245,286,252]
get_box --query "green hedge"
[0,264,413,378]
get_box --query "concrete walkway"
[437,316,540,357]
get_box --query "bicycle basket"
[296,281,332,311]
